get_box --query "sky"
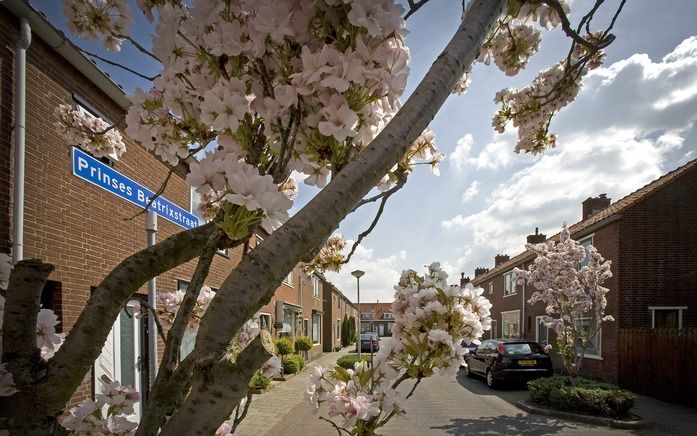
[34,0,697,304]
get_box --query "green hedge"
[528,376,635,417]
[336,355,372,370]
[295,336,313,352]
[274,337,294,356]
[282,354,305,374]
[250,373,271,390]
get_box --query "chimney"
[460,272,471,287]
[526,227,547,244]
[494,254,510,267]
[474,267,489,278]
[582,193,611,220]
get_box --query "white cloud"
[449,133,515,172]
[325,244,405,304]
[442,36,697,276]
[461,180,481,202]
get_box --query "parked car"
[463,339,552,388]
[461,340,479,354]
[358,333,380,352]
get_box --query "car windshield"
[503,343,540,354]
[360,334,376,340]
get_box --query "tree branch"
[404,0,431,20]
[119,34,161,62]
[36,222,219,417]
[130,300,166,343]
[342,178,405,264]
[162,1,505,432]
[539,0,615,50]
[159,331,275,436]
[137,229,223,435]
[350,176,406,214]
[319,417,351,436]
[405,376,422,399]
[232,391,254,431]
[79,47,159,81]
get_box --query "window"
[503,271,516,296]
[575,317,601,357]
[650,306,687,328]
[284,269,294,287]
[336,320,341,341]
[259,313,271,332]
[73,96,118,164]
[488,282,493,294]
[312,313,321,344]
[490,320,498,339]
[578,236,593,268]
[383,313,394,320]
[360,313,373,320]
[303,319,309,336]
[177,279,189,292]
[536,316,549,346]
[312,275,320,299]
[501,310,520,338]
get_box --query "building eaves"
[472,158,697,285]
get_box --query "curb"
[515,401,653,429]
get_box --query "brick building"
[467,159,697,383]
[0,0,334,418]
[321,276,358,352]
[359,302,395,337]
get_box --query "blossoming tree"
[514,224,614,378]
[0,0,625,434]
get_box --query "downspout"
[12,17,31,264]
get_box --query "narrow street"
[237,346,697,436]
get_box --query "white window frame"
[503,271,516,297]
[649,306,687,329]
[73,95,119,163]
[501,310,520,339]
[312,275,320,299]
[578,235,594,268]
[259,312,272,332]
[312,313,321,344]
[535,316,550,346]
[575,317,602,359]
[488,282,493,294]
[490,319,498,339]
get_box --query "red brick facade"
[321,277,358,352]
[359,302,395,336]
[470,160,697,384]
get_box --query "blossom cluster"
[306,263,491,433]
[53,104,126,159]
[59,0,446,238]
[238,318,282,378]
[60,380,140,435]
[304,233,347,274]
[156,285,215,331]
[62,0,133,52]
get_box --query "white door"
[94,300,144,422]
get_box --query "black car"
[358,333,380,352]
[463,339,552,388]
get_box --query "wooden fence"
[619,328,697,408]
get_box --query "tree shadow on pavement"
[430,413,576,435]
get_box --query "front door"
[94,299,145,422]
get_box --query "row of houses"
[0,0,358,417]
[462,159,697,385]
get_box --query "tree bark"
[0,259,55,435]
[159,331,275,436]
[35,222,218,418]
[165,0,506,431]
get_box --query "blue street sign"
[71,147,200,230]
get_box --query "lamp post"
[351,269,365,359]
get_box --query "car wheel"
[486,369,497,388]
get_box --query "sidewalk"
[235,347,352,436]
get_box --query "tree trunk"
[162,1,506,432]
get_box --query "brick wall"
[619,166,697,329]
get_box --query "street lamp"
[351,269,365,359]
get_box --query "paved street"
[238,349,697,436]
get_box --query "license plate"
[518,359,536,366]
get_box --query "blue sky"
[34,1,697,303]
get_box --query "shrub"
[282,354,305,374]
[250,373,271,390]
[295,336,313,352]
[336,355,372,370]
[274,337,294,357]
[528,376,635,417]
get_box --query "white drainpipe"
[12,17,31,264]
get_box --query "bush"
[295,336,313,352]
[250,373,271,390]
[274,337,294,357]
[282,354,305,374]
[528,376,635,417]
[336,355,372,370]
